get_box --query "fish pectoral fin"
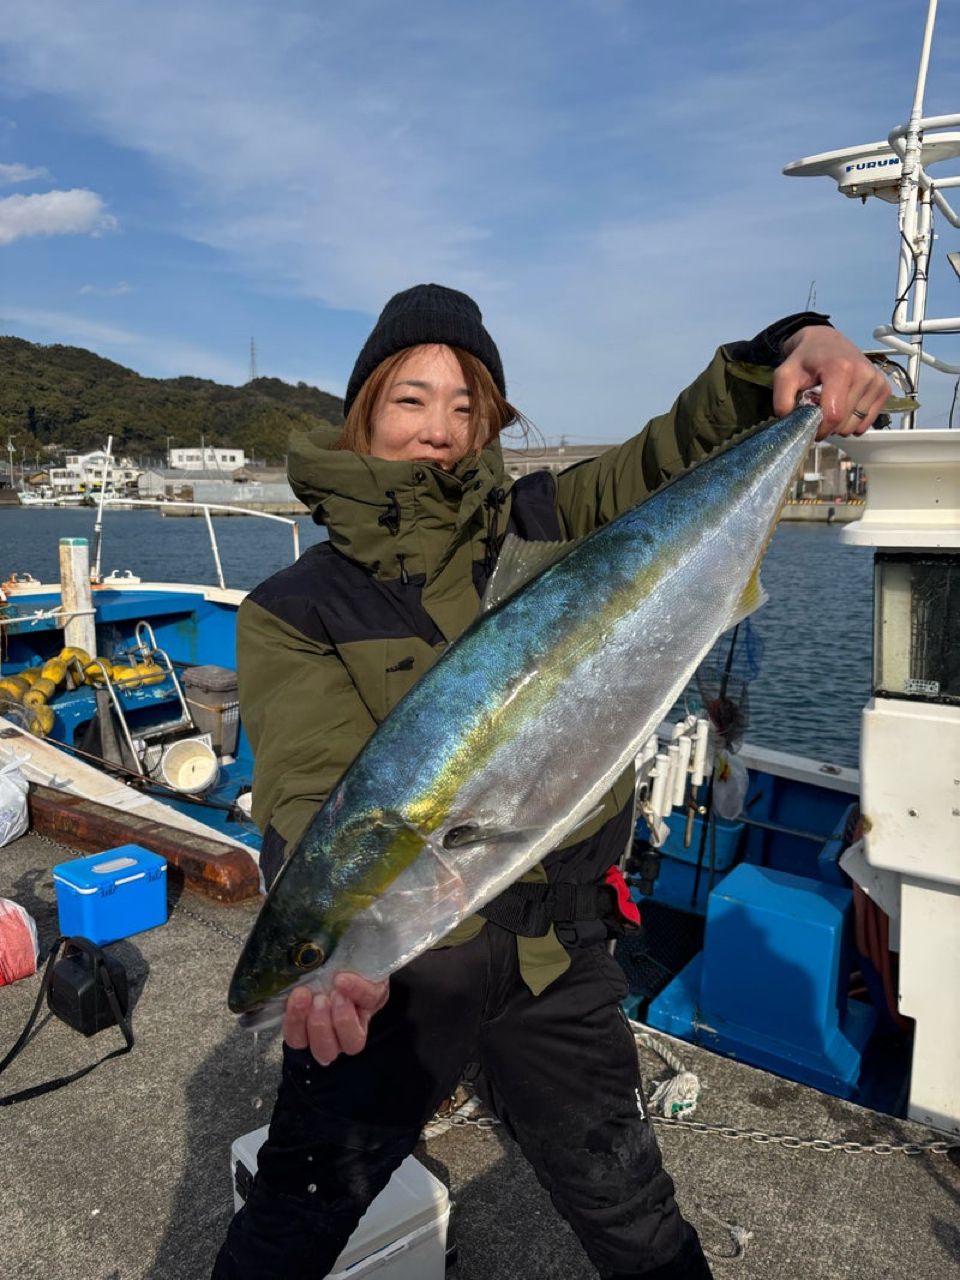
[480,533,579,613]
[726,563,768,630]
[441,820,542,851]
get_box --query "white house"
[168,445,245,472]
[48,451,140,497]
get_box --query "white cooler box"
[230,1126,451,1279]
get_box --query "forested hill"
[0,336,345,465]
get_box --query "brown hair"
[336,344,524,458]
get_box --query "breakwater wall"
[780,501,863,524]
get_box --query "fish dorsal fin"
[727,563,768,630]
[480,533,578,613]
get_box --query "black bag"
[0,934,134,1105]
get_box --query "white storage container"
[230,1126,451,1279]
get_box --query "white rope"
[630,1020,702,1119]
[695,1203,754,1264]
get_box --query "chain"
[442,1112,501,1131]
[652,1115,959,1157]
[29,830,83,856]
[168,902,248,947]
[426,1093,959,1156]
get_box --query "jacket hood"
[287,422,509,588]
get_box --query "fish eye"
[290,941,325,971]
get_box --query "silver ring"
[852,408,867,421]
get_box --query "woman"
[213,284,888,1280]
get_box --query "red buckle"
[604,865,640,926]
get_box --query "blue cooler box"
[52,845,168,945]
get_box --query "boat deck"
[2,831,958,1280]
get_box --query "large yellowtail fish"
[229,402,821,1026]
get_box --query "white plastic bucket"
[160,738,219,794]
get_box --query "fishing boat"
[0,0,957,1150]
[626,0,960,1138]
[0,506,303,901]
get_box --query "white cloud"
[0,2,955,437]
[0,189,117,245]
[0,162,49,184]
[79,281,132,296]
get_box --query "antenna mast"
[249,337,258,382]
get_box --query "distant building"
[501,442,609,478]
[47,450,140,497]
[168,445,245,472]
[138,468,224,500]
[795,443,863,501]
[193,468,299,507]
[137,467,303,511]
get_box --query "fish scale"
[229,403,820,1026]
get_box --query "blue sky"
[1,0,958,443]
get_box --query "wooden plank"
[28,783,261,904]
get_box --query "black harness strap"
[477,881,618,937]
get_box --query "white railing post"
[202,505,227,590]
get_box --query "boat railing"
[876,108,960,375]
[100,497,302,590]
[0,604,97,631]
[875,3,960,377]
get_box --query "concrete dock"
[1,830,957,1280]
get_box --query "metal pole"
[92,434,114,583]
[908,187,934,414]
[203,505,226,589]
[893,0,939,424]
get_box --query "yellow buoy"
[19,668,42,687]
[41,658,68,686]
[24,678,56,707]
[135,662,165,686]
[59,646,91,666]
[84,660,111,686]
[112,666,143,689]
[0,677,25,703]
[29,705,56,737]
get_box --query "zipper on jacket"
[482,487,507,575]
[378,490,401,535]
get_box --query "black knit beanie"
[343,283,505,417]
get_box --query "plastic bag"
[0,761,29,848]
[0,898,39,985]
[713,750,749,821]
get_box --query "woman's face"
[368,345,473,471]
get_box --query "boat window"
[874,553,959,705]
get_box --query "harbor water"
[0,507,872,767]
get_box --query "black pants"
[212,925,711,1280]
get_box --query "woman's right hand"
[282,972,390,1065]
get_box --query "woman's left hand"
[773,327,891,440]
[283,971,390,1065]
